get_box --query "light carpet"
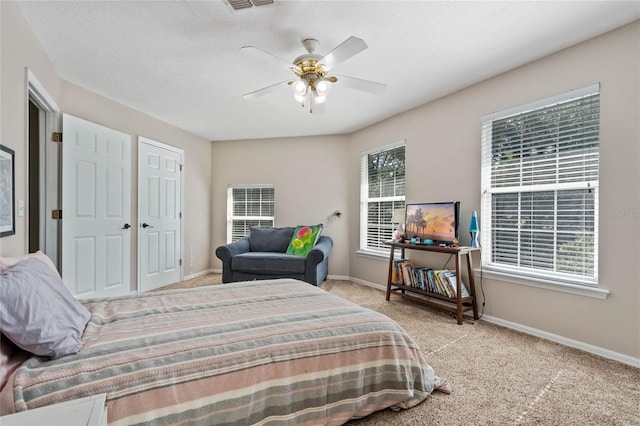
[157,275,640,425]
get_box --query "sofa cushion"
[232,252,306,274]
[249,227,295,253]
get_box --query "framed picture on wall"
[0,144,15,237]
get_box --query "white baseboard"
[186,272,352,281]
[481,315,640,368]
[346,277,387,292]
[326,274,351,282]
[183,269,216,281]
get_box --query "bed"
[1,254,448,425]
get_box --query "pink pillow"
[0,251,59,278]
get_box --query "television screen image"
[405,202,460,244]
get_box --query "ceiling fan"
[241,36,387,113]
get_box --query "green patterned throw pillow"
[286,225,323,256]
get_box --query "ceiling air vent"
[226,0,273,11]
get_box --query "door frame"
[137,136,185,292]
[27,69,61,268]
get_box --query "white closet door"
[62,114,131,298]
[138,137,183,292]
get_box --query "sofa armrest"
[306,236,333,266]
[216,237,250,261]
[216,238,250,283]
[304,236,333,285]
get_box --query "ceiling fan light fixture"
[242,36,386,114]
[315,79,331,97]
[292,79,308,96]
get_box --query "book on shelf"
[416,267,428,290]
[443,270,471,298]
[435,270,453,298]
[400,268,469,299]
[396,262,430,290]
[426,269,438,294]
[423,269,443,296]
[400,261,414,287]
[408,264,422,290]
[392,263,470,299]
[392,259,408,284]
[441,270,457,297]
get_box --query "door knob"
[142,223,154,228]
[122,223,131,230]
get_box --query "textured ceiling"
[16,1,640,141]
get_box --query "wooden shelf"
[384,241,480,324]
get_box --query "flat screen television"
[405,201,460,245]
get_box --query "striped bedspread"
[6,279,438,425]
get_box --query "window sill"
[356,249,389,260]
[476,268,610,300]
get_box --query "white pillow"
[0,257,90,359]
[0,251,60,278]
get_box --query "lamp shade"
[292,79,308,96]
[315,78,332,96]
[391,208,405,224]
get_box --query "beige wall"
[1,1,212,288]
[1,1,61,256]
[210,136,350,277]
[348,21,640,361]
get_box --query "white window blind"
[360,142,405,253]
[480,84,599,286]
[227,185,275,243]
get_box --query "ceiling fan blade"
[334,75,387,95]
[240,46,300,73]
[243,80,290,99]
[319,36,367,71]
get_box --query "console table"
[385,241,480,324]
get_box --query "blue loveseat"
[215,226,333,286]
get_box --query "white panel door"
[62,114,131,298]
[138,137,182,292]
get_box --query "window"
[227,185,275,243]
[480,84,599,286]
[360,141,405,254]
